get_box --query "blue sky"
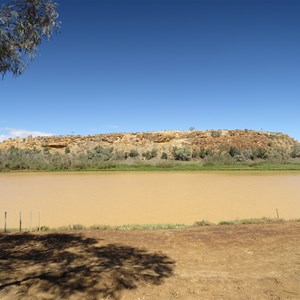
[1,0,299,141]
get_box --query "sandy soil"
[0,222,299,300]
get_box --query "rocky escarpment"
[0,130,299,158]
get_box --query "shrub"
[161,152,168,160]
[240,149,254,161]
[204,152,234,165]
[266,146,290,162]
[128,149,139,158]
[193,220,212,226]
[113,150,126,160]
[172,147,191,161]
[40,226,50,231]
[211,130,221,138]
[290,144,300,158]
[199,148,212,159]
[142,149,157,160]
[72,224,85,230]
[192,148,213,159]
[65,147,71,154]
[252,148,267,159]
[86,146,113,161]
[229,146,240,157]
[192,150,199,159]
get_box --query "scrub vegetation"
[1,144,300,172]
[1,130,300,171]
[3,217,293,232]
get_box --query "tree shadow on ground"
[0,232,175,299]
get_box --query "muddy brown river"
[0,172,299,228]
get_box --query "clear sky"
[1,0,299,141]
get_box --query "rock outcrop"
[0,130,299,157]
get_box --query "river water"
[0,172,299,228]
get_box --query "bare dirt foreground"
[0,222,299,300]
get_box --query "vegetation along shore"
[0,129,300,171]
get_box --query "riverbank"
[3,217,300,233]
[1,160,300,173]
[1,221,299,299]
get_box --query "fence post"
[4,211,7,233]
[19,211,22,232]
[38,211,40,231]
[30,211,32,232]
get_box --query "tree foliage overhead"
[0,0,59,77]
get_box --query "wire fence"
[2,210,41,232]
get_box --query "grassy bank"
[112,161,300,171]
[3,218,300,233]
[1,161,300,173]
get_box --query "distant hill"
[0,129,299,153]
[0,130,300,170]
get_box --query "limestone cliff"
[0,130,299,157]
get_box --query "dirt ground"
[0,222,299,300]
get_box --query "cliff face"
[0,130,299,156]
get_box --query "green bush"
[240,149,254,161]
[142,149,157,160]
[204,152,234,165]
[266,146,290,162]
[229,146,240,157]
[172,147,191,161]
[65,147,71,154]
[252,148,268,159]
[86,146,113,161]
[161,152,168,160]
[128,149,139,158]
[199,148,212,159]
[290,144,300,158]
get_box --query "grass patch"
[218,220,235,225]
[3,160,300,172]
[72,224,86,230]
[218,217,283,225]
[193,220,213,226]
[40,226,50,231]
[114,224,188,230]
[90,224,111,230]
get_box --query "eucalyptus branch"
[0,0,59,77]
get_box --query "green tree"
[0,0,59,76]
